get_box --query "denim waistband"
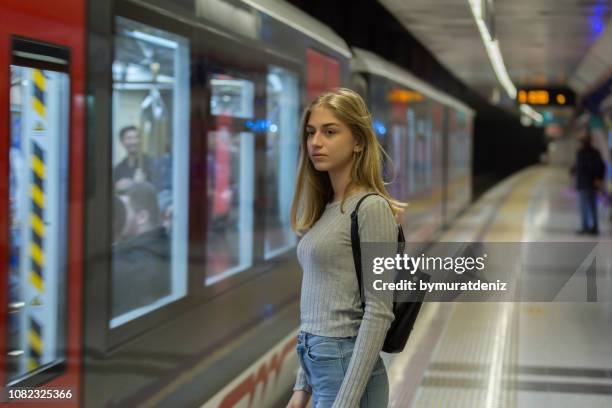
[297,330,356,347]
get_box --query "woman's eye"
[326,129,336,136]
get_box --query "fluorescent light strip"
[520,104,543,122]
[13,51,68,65]
[468,0,517,99]
[125,29,178,49]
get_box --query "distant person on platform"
[572,129,605,235]
[114,125,156,193]
[112,182,170,317]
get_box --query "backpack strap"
[350,193,378,309]
[350,193,406,311]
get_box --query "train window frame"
[109,16,191,329]
[102,6,200,348]
[194,56,305,297]
[5,38,71,388]
[203,68,258,287]
[263,65,299,260]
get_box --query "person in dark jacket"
[112,182,171,317]
[113,126,157,193]
[573,130,605,235]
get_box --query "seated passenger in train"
[155,140,174,235]
[112,182,171,317]
[113,125,157,193]
[113,195,127,244]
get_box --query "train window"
[205,74,255,286]
[7,65,69,383]
[264,67,299,259]
[406,101,433,194]
[388,124,405,199]
[210,75,254,118]
[110,17,190,328]
[452,110,472,201]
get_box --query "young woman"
[286,88,405,408]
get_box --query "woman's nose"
[310,130,323,146]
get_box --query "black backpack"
[350,193,430,353]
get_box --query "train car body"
[351,48,474,243]
[0,1,86,407]
[83,0,350,407]
[0,1,474,407]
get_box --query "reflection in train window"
[205,131,254,285]
[448,110,472,213]
[210,75,254,119]
[110,17,190,328]
[406,100,433,195]
[306,48,341,102]
[7,65,69,382]
[388,124,405,199]
[264,67,299,259]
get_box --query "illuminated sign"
[373,120,387,136]
[245,119,273,133]
[387,89,423,103]
[517,89,573,106]
[556,94,566,104]
[518,90,549,104]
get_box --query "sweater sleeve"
[294,365,312,393]
[332,196,396,408]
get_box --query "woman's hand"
[286,390,310,408]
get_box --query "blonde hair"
[290,88,406,235]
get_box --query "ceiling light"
[467,0,517,99]
[520,104,543,123]
[127,30,178,49]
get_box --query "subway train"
[0,0,472,407]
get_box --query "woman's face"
[306,107,360,173]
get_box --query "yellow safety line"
[483,168,545,241]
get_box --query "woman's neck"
[329,178,367,204]
[328,164,352,203]
[328,158,371,203]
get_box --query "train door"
[0,1,85,406]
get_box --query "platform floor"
[387,165,612,408]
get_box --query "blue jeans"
[296,331,389,408]
[578,190,598,232]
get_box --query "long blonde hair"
[290,88,406,235]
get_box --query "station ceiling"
[379,0,612,101]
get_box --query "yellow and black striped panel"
[32,69,46,119]
[25,70,47,373]
[30,141,45,293]
[27,317,43,371]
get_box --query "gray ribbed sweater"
[293,191,396,408]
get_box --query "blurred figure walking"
[572,129,606,235]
